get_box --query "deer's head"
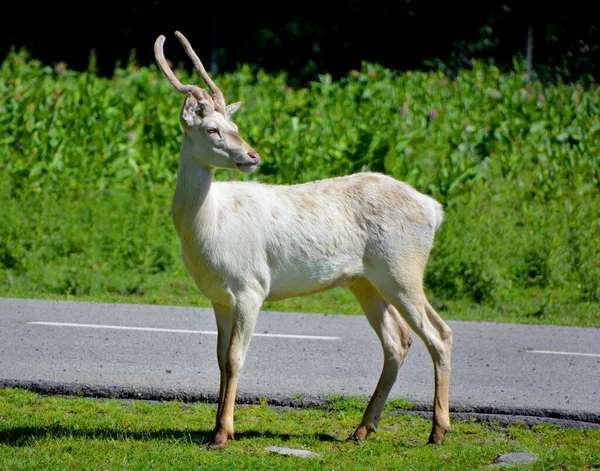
[154,32,260,173]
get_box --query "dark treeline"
[4,1,599,86]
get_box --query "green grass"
[1,50,599,327]
[1,388,599,471]
[1,182,598,327]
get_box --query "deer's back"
[214,171,442,238]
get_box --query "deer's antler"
[174,31,227,114]
[154,34,209,102]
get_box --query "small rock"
[493,452,538,466]
[265,446,322,458]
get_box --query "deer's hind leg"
[347,278,413,442]
[370,271,453,445]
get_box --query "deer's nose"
[248,151,260,165]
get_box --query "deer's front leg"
[212,302,233,423]
[206,293,261,450]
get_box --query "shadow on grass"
[0,425,340,447]
[235,429,341,443]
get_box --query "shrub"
[1,50,598,311]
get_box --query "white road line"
[27,321,339,341]
[524,349,600,358]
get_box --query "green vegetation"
[1,50,599,326]
[1,388,599,470]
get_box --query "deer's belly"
[265,258,363,301]
[180,238,364,305]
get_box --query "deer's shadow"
[1,424,340,447]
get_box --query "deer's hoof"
[427,428,447,445]
[204,439,227,450]
[347,425,370,442]
[204,428,230,450]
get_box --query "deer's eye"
[207,127,219,135]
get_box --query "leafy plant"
[1,50,599,321]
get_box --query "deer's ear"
[226,101,242,120]
[181,92,214,127]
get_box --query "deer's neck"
[171,146,218,242]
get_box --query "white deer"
[154,31,453,450]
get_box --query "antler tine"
[174,31,227,114]
[154,35,205,99]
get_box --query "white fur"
[168,89,453,449]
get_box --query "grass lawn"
[1,388,599,471]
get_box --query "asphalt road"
[1,297,599,427]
